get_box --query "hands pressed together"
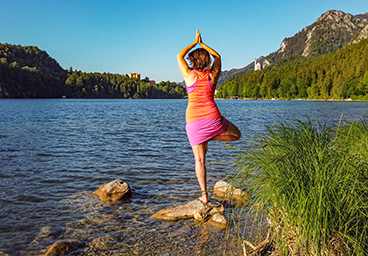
[194,29,202,45]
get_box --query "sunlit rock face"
[93,179,132,202]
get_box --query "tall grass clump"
[231,118,368,255]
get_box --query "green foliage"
[217,39,368,100]
[230,118,368,255]
[0,43,67,98]
[0,43,186,99]
[63,71,185,99]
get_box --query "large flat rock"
[152,200,220,221]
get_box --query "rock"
[152,199,213,221]
[208,213,228,229]
[44,240,83,256]
[194,212,207,221]
[209,204,225,215]
[93,179,132,202]
[213,180,249,204]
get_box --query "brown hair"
[187,48,211,71]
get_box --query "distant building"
[149,80,156,85]
[130,73,141,80]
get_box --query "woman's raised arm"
[176,30,200,80]
[198,34,221,82]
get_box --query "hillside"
[266,10,368,63]
[218,10,368,85]
[0,44,67,98]
[216,38,368,100]
[0,43,186,99]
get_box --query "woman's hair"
[187,48,211,71]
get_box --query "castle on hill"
[130,73,141,80]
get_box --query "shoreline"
[214,97,368,101]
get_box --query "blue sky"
[1,0,367,82]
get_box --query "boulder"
[209,204,225,215]
[208,213,228,229]
[213,180,249,204]
[44,240,83,256]
[93,179,132,202]
[152,200,221,221]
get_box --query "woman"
[177,30,241,204]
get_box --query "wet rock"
[44,240,83,256]
[209,204,225,215]
[152,199,213,221]
[194,211,207,220]
[213,180,249,204]
[208,213,228,229]
[93,179,132,202]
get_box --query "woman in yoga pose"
[177,30,241,204]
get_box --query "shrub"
[231,117,368,255]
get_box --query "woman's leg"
[192,141,209,204]
[212,121,241,142]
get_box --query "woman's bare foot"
[198,192,208,204]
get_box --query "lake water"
[0,99,367,255]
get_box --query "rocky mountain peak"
[316,10,351,23]
[265,10,368,63]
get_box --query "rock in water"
[152,200,216,221]
[208,213,228,229]
[213,180,249,203]
[93,179,132,202]
[44,240,83,256]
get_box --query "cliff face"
[266,10,368,63]
[351,21,368,44]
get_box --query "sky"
[1,0,368,83]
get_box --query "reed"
[230,117,368,255]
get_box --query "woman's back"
[186,69,221,123]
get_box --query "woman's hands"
[194,29,202,44]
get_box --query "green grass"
[230,117,368,255]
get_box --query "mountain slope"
[0,44,67,97]
[218,10,368,85]
[266,10,368,63]
[216,37,368,100]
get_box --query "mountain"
[218,10,368,85]
[217,62,254,85]
[266,10,368,64]
[216,37,368,100]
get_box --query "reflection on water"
[0,99,367,255]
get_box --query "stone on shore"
[208,213,228,229]
[152,200,222,221]
[93,179,132,202]
[213,180,249,204]
[152,199,209,221]
[44,240,83,256]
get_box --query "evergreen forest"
[216,38,368,100]
[0,43,186,99]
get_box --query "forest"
[0,43,186,99]
[216,38,368,100]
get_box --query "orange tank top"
[186,69,222,124]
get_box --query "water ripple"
[0,99,368,255]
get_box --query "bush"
[231,117,368,255]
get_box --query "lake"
[0,99,367,255]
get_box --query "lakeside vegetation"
[0,43,186,99]
[216,38,368,100]
[230,117,368,255]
